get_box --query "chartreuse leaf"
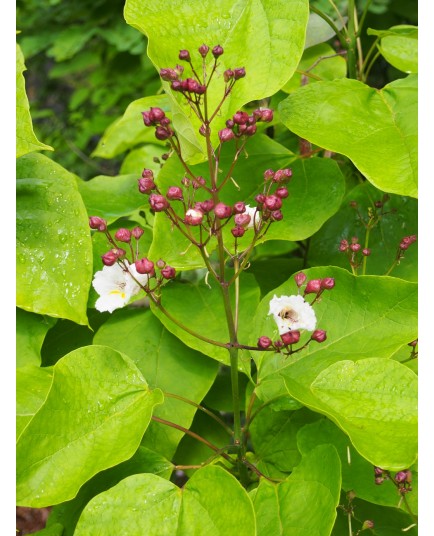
[252,444,341,536]
[149,135,344,269]
[249,406,319,478]
[47,447,173,536]
[150,273,260,370]
[16,345,163,507]
[76,173,147,224]
[94,309,218,459]
[92,95,169,158]
[16,154,93,325]
[124,0,309,159]
[16,43,53,158]
[307,182,418,281]
[368,25,418,73]
[16,365,53,440]
[16,308,56,367]
[74,466,256,535]
[252,267,417,470]
[279,75,418,198]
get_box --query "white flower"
[268,294,317,334]
[245,205,261,230]
[92,261,149,313]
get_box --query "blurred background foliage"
[16,0,417,180]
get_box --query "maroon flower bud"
[320,278,335,290]
[271,210,283,221]
[408,339,418,347]
[233,67,246,79]
[142,168,154,179]
[167,186,183,200]
[233,111,249,125]
[274,340,283,349]
[237,124,247,135]
[89,216,107,232]
[362,248,371,256]
[179,49,190,61]
[399,235,417,250]
[186,78,199,93]
[131,226,144,240]
[258,108,274,122]
[115,228,132,243]
[245,124,257,136]
[339,239,349,252]
[214,202,232,219]
[142,111,152,126]
[281,331,301,345]
[138,177,156,194]
[349,201,358,208]
[361,520,375,530]
[198,44,209,57]
[149,107,165,122]
[349,243,361,252]
[218,128,235,142]
[196,84,207,95]
[181,177,190,187]
[375,477,384,485]
[255,194,265,204]
[258,336,272,349]
[199,124,207,137]
[160,68,178,81]
[199,199,214,213]
[264,169,275,181]
[264,195,283,211]
[374,466,383,476]
[231,226,245,238]
[226,119,235,129]
[223,69,234,83]
[234,213,251,227]
[374,200,383,208]
[156,259,166,269]
[294,272,307,287]
[311,330,327,343]
[305,279,322,294]
[135,257,154,274]
[273,168,293,183]
[155,126,173,140]
[185,208,204,226]
[149,194,169,212]
[160,116,171,126]
[161,266,176,279]
[101,250,119,266]
[275,187,289,199]
[212,44,224,57]
[171,80,183,92]
[395,471,407,483]
[233,202,246,214]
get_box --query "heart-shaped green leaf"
[278,75,417,198]
[16,309,56,368]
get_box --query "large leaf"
[307,182,418,281]
[252,444,341,536]
[252,267,417,469]
[74,466,256,535]
[304,12,347,49]
[92,95,170,158]
[278,75,418,198]
[16,154,93,325]
[150,273,260,369]
[16,43,53,158]
[124,0,309,159]
[47,447,173,536]
[94,308,218,459]
[368,25,418,74]
[16,345,163,507]
[149,135,345,269]
[16,308,56,367]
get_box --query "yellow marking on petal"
[109,290,126,299]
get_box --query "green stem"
[362,227,371,275]
[357,0,373,36]
[347,510,353,536]
[347,0,358,79]
[363,50,381,81]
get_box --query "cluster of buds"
[339,236,371,270]
[398,234,417,251]
[218,107,273,142]
[294,271,335,303]
[142,107,174,141]
[374,467,413,494]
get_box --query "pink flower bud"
[245,124,257,136]
[89,216,107,231]
[212,45,224,57]
[294,272,307,287]
[234,213,251,227]
[185,208,203,226]
[171,80,183,92]
[349,243,361,252]
[160,68,178,81]
[115,228,132,243]
[271,210,283,221]
[167,186,183,200]
[160,116,171,126]
[142,111,152,126]
[274,340,283,349]
[138,177,156,194]
[255,194,265,204]
[186,78,199,93]
[263,169,275,181]
[395,471,407,483]
[142,168,154,179]
[361,521,375,531]
[155,126,173,140]
[320,278,335,290]
[101,250,119,266]
[374,467,384,476]
[196,84,206,94]
[224,69,234,82]
[305,279,322,294]
[233,111,249,125]
[258,336,272,349]
[362,248,371,256]
[218,128,235,142]
[311,330,327,343]
[149,107,165,122]
[233,202,246,214]
[179,49,190,61]
[214,202,232,219]
[339,239,349,252]
[156,259,166,269]
[258,108,274,122]
[226,119,235,129]
[135,257,154,274]
[281,331,300,345]
[199,199,215,213]
[198,44,209,57]
[275,187,289,199]
[231,226,245,238]
[234,67,246,79]
[132,226,144,240]
[273,168,293,183]
[149,194,169,212]
[264,195,282,211]
[161,266,176,279]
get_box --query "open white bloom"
[92,261,149,313]
[245,205,261,230]
[268,294,317,334]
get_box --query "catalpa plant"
[16,2,418,534]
